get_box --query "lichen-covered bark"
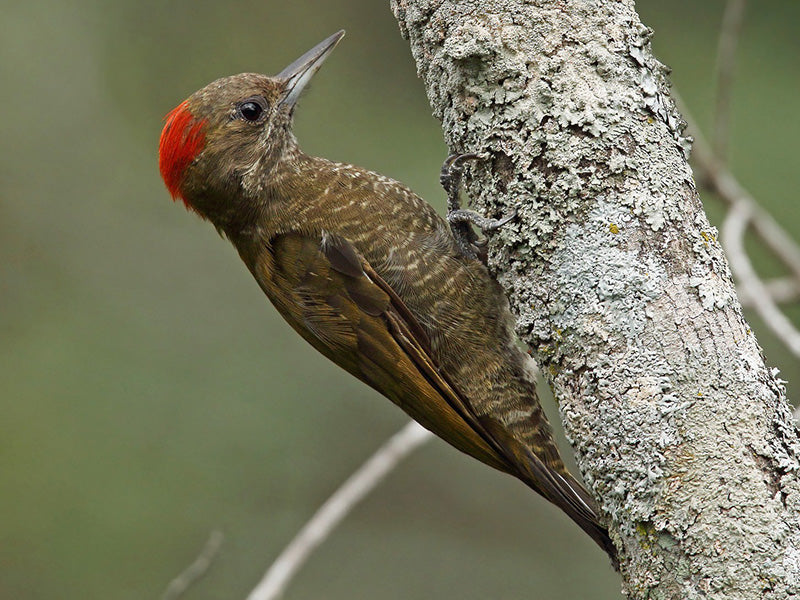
[391,0,800,597]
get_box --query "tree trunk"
[391,0,800,597]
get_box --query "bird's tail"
[536,467,619,571]
[478,416,619,570]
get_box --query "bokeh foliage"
[1,1,798,598]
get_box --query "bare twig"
[748,209,800,287]
[738,276,800,307]
[713,0,747,162]
[721,201,800,358]
[246,421,432,600]
[162,530,224,600]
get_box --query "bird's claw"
[482,208,518,233]
[440,153,515,262]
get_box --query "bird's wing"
[252,230,509,472]
[252,231,604,536]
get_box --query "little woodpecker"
[158,30,617,567]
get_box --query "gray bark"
[390,0,800,597]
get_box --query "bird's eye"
[236,97,267,122]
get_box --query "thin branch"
[246,421,432,600]
[721,201,800,357]
[713,0,747,162]
[162,530,224,600]
[720,202,799,423]
[748,210,800,287]
[738,276,800,308]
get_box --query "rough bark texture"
[391,0,800,597]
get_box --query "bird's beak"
[278,30,345,109]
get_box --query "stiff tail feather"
[541,467,619,571]
[478,416,619,570]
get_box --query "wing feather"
[258,232,510,472]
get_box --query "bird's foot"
[440,153,480,213]
[440,153,516,262]
[447,208,518,233]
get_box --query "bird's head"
[158,30,344,222]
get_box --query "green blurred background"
[1,1,798,598]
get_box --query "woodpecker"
[158,30,617,567]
